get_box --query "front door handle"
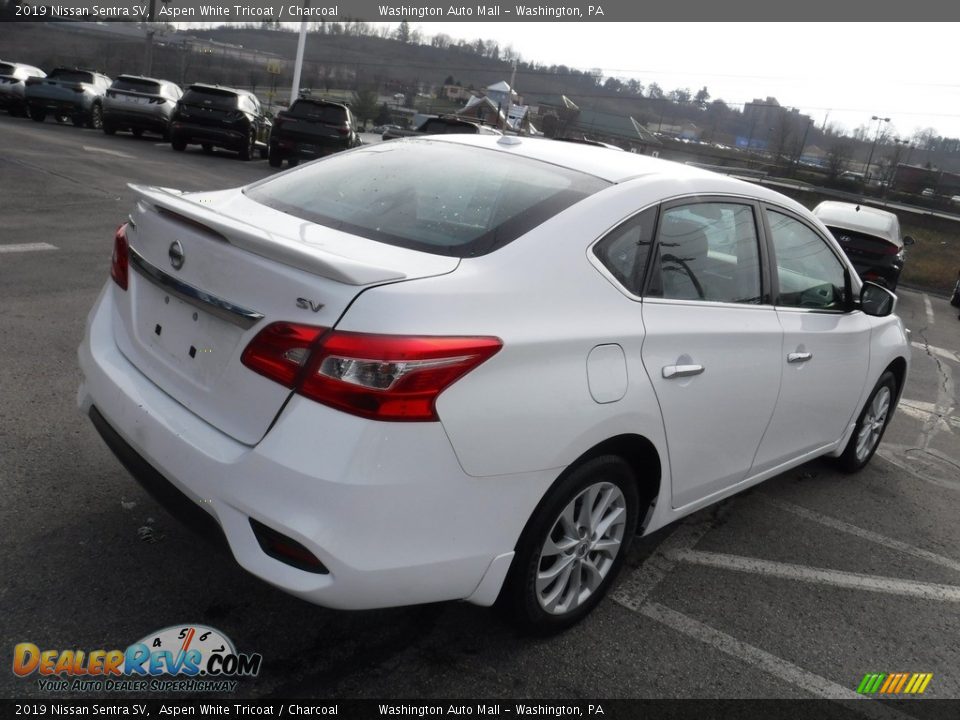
[787,352,813,363]
[662,364,705,379]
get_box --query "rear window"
[50,69,94,83]
[0,63,15,76]
[288,101,347,123]
[420,119,476,134]
[113,77,161,94]
[245,140,610,257]
[182,87,239,109]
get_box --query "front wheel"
[171,136,186,152]
[87,103,103,129]
[498,455,639,634]
[29,107,45,122]
[837,371,897,473]
[238,130,255,161]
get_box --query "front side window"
[767,209,847,310]
[648,202,763,304]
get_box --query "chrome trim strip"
[129,247,264,330]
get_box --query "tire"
[268,149,282,168]
[29,107,45,123]
[71,114,84,127]
[837,371,898,473]
[287,157,300,168]
[201,143,214,155]
[131,127,143,138]
[498,455,639,634]
[87,103,103,130]
[103,123,116,136]
[238,130,255,161]
[171,136,186,152]
[259,146,268,160]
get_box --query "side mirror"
[860,281,896,317]
[903,235,915,246]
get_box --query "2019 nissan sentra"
[78,136,909,632]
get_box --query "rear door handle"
[787,352,813,363]
[662,364,705,379]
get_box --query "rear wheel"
[201,143,214,155]
[171,136,186,152]
[87,103,103,129]
[837,371,897,473]
[238,130,255,161]
[29,107,45,122]
[268,149,282,168]
[498,455,638,634]
[131,127,144,138]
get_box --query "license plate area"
[135,277,242,389]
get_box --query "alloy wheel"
[855,386,891,462]
[535,481,626,615]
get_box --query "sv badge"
[296,298,325,313]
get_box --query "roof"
[572,109,661,145]
[487,80,513,93]
[812,201,901,246]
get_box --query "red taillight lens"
[110,224,129,290]
[879,243,902,255]
[241,322,328,388]
[242,324,502,422]
[337,126,349,136]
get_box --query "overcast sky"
[402,22,960,141]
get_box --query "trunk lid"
[114,185,459,445]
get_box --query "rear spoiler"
[129,184,406,286]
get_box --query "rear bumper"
[172,122,246,149]
[78,283,544,609]
[850,258,903,288]
[103,107,171,132]
[269,136,348,159]
[26,95,91,115]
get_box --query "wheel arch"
[885,356,908,403]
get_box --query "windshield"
[245,140,610,257]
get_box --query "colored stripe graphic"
[858,672,932,694]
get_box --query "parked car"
[24,67,111,128]
[556,136,624,151]
[0,60,46,116]
[102,75,182,140]
[79,136,909,632]
[268,97,361,169]
[812,201,914,290]
[382,115,501,140]
[170,84,270,160]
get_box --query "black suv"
[171,84,271,160]
[268,98,361,168]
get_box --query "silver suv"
[103,75,183,140]
[25,67,111,128]
[0,60,46,116]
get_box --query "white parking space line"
[640,603,912,716]
[0,242,57,254]
[910,341,959,364]
[82,145,136,159]
[896,398,960,432]
[923,294,935,325]
[875,449,960,492]
[611,518,717,611]
[763,497,960,574]
[670,550,960,603]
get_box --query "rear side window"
[245,140,610,257]
[593,207,657,295]
[113,77,161,94]
[288,101,347,123]
[50,70,94,83]
[182,88,239,109]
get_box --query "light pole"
[864,115,890,186]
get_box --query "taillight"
[241,322,327,388]
[337,126,349,136]
[879,243,902,255]
[242,324,502,422]
[110,224,129,290]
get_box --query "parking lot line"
[875,448,960,492]
[611,518,717,611]
[669,550,960,603]
[640,602,914,715]
[910,341,960,364]
[923,294,935,325]
[763,497,960,573]
[82,145,136,159]
[0,242,57,254]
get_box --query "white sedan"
[78,136,909,632]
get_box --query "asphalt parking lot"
[2,113,959,704]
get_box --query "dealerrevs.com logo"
[13,625,262,693]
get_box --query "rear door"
[751,207,871,472]
[640,199,783,508]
